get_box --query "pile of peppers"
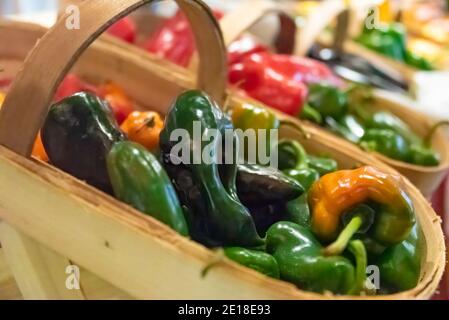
[355,22,434,71]
[38,85,422,295]
[300,84,443,167]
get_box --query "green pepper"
[307,83,348,120]
[356,23,433,70]
[404,51,434,71]
[359,129,411,162]
[364,111,420,145]
[306,155,338,176]
[409,144,440,166]
[234,163,304,235]
[325,117,360,143]
[300,103,323,124]
[42,92,126,193]
[374,224,422,293]
[160,90,263,247]
[266,222,367,295]
[277,139,320,227]
[107,141,189,236]
[224,247,280,279]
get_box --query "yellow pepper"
[308,166,415,251]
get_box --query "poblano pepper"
[224,247,280,279]
[106,141,189,236]
[266,222,367,295]
[308,166,416,256]
[42,92,126,193]
[374,224,422,293]
[160,90,263,247]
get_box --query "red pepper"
[143,10,223,67]
[55,74,99,102]
[229,52,342,116]
[106,17,137,44]
[228,35,269,65]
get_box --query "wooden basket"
[0,0,445,300]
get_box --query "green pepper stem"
[323,216,363,256]
[280,120,312,140]
[348,240,368,295]
[424,121,449,147]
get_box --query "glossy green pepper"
[356,23,433,70]
[409,144,440,167]
[224,247,280,279]
[307,83,348,120]
[300,103,323,124]
[359,129,411,162]
[306,155,338,176]
[364,111,420,145]
[277,139,320,227]
[160,90,263,247]
[266,222,367,295]
[374,224,422,293]
[42,92,126,193]
[107,141,189,236]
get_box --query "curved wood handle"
[219,0,296,54]
[0,0,227,157]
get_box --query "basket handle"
[0,0,227,157]
[219,0,297,54]
[294,0,348,56]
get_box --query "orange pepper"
[98,82,134,124]
[308,166,415,245]
[0,92,4,106]
[32,132,49,162]
[120,111,164,151]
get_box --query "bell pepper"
[120,111,164,152]
[106,17,137,44]
[373,224,422,293]
[229,99,309,163]
[55,74,99,102]
[228,35,269,65]
[107,141,189,236]
[229,53,342,116]
[360,128,411,162]
[266,221,367,295]
[0,91,4,106]
[143,10,223,67]
[42,92,126,193]
[306,83,348,120]
[308,166,416,255]
[160,90,263,247]
[98,82,135,125]
[32,132,49,162]
[301,103,323,124]
[224,247,280,279]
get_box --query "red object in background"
[229,52,341,116]
[98,82,135,125]
[143,10,223,67]
[55,74,99,102]
[56,75,134,125]
[106,17,137,44]
[0,78,12,90]
[228,35,269,65]
[431,175,449,300]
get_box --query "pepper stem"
[323,216,363,256]
[348,240,368,295]
[424,121,449,147]
[280,119,312,140]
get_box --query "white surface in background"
[413,72,449,121]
